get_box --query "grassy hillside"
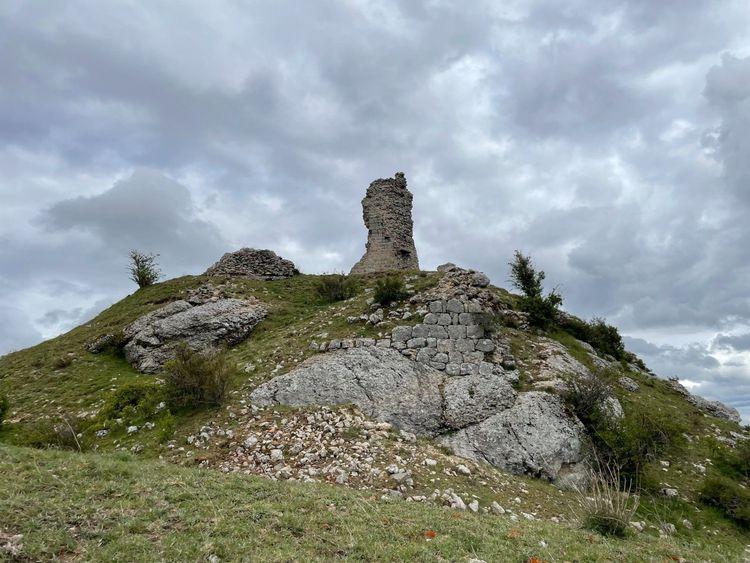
[1,272,749,561]
[1,444,747,562]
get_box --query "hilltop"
[1,172,749,561]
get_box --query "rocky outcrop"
[123,298,267,373]
[205,248,298,280]
[350,172,419,274]
[438,392,588,489]
[667,379,741,423]
[250,346,586,486]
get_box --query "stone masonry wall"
[350,172,419,274]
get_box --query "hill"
[1,269,749,561]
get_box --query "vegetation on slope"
[1,444,747,562]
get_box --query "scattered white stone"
[468,499,479,512]
[491,501,505,515]
[127,425,139,434]
[456,464,471,475]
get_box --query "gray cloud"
[714,333,750,353]
[0,0,748,421]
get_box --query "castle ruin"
[350,172,419,274]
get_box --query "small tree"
[509,250,562,329]
[129,250,161,288]
[314,273,357,303]
[164,343,232,408]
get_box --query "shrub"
[508,251,562,329]
[562,373,613,428]
[587,318,626,360]
[700,474,750,528]
[99,381,166,425]
[51,355,73,370]
[26,413,88,451]
[373,276,408,307]
[314,274,357,303]
[593,405,685,485]
[0,392,8,424]
[164,343,233,409]
[559,315,627,361]
[576,462,639,537]
[129,249,161,288]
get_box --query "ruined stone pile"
[205,248,298,280]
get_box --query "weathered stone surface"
[667,379,741,423]
[123,298,267,373]
[443,372,517,428]
[350,172,419,274]
[438,392,588,488]
[205,248,298,280]
[251,347,445,436]
[619,376,640,392]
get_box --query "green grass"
[1,444,747,562]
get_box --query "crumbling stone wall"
[350,172,419,274]
[205,248,298,280]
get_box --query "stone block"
[376,339,391,347]
[455,338,475,352]
[458,313,474,325]
[437,313,453,326]
[423,313,438,325]
[392,341,406,350]
[426,337,437,348]
[437,339,454,353]
[429,300,445,313]
[447,325,467,339]
[464,351,484,363]
[407,337,426,348]
[412,324,430,338]
[449,351,464,364]
[434,352,449,363]
[416,348,437,363]
[446,298,464,313]
[466,301,483,313]
[391,326,413,342]
[429,361,447,370]
[476,339,495,352]
[460,362,479,376]
[428,325,448,339]
[446,363,461,376]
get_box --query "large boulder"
[250,347,585,485]
[251,346,446,436]
[438,392,588,488]
[205,248,298,280]
[123,298,267,373]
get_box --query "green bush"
[164,343,233,409]
[314,274,357,303]
[559,315,627,361]
[596,407,685,485]
[373,276,408,307]
[509,251,562,329]
[700,474,750,528]
[99,381,167,425]
[51,355,73,370]
[129,249,161,288]
[0,392,8,425]
[562,373,613,428]
[25,414,88,451]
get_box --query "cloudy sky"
[1,1,749,419]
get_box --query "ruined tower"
[350,172,419,274]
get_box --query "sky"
[1,1,749,420]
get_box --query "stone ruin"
[204,248,298,280]
[350,172,419,274]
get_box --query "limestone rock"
[350,172,419,274]
[438,392,588,488]
[250,347,445,436]
[205,248,298,280]
[667,378,741,423]
[443,371,517,429]
[123,298,267,373]
[250,347,588,485]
